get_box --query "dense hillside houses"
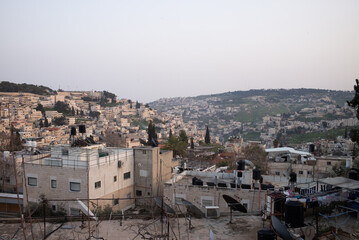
[1,84,359,239]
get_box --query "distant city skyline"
[1,0,359,103]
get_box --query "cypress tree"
[169,129,173,138]
[147,121,157,146]
[44,117,49,127]
[205,126,210,144]
[190,137,194,149]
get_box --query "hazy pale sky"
[1,1,359,102]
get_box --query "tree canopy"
[147,121,158,146]
[347,79,359,145]
[205,126,211,144]
[54,101,71,115]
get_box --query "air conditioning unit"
[205,206,220,218]
[117,161,122,168]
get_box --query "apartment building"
[23,144,135,215]
[133,146,177,207]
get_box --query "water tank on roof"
[348,170,358,180]
[253,169,261,180]
[257,228,276,240]
[237,160,245,170]
[71,127,77,136]
[309,144,315,153]
[79,125,86,133]
[289,172,297,183]
[285,200,304,228]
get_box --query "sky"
[1,1,359,103]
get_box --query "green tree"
[273,139,279,148]
[347,79,359,144]
[71,106,75,116]
[163,135,187,157]
[169,129,173,139]
[89,111,100,119]
[205,126,211,144]
[52,116,67,126]
[8,125,22,152]
[190,137,194,149]
[54,101,71,115]
[147,121,157,146]
[44,117,49,127]
[179,130,188,143]
[135,101,141,109]
[35,103,45,115]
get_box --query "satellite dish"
[271,216,293,240]
[154,197,176,215]
[77,199,98,221]
[181,199,205,218]
[222,195,247,213]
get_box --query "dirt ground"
[0,215,265,240]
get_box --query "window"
[52,205,56,211]
[28,177,37,186]
[51,179,57,188]
[136,190,142,196]
[142,150,146,154]
[299,171,303,175]
[113,199,119,206]
[62,149,69,156]
[275,172,280,176]
[95,181,101,189]
[114,176,117,182]
[308,171,312,175]
[202,199,214,207]
[70,182,81,192]
[201,196,214,207]
[124,172,131,180]
[127,193,131,198]
[327,161,331,166]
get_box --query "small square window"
[136,190,142,196]
[113,199,119,205]
[28,177,37,186]
[52,205,56,211]
[327,161,331,165]
[124,172,131,180]
[95,181,101,189]
[299,171,303,175]
[308,171,312,175]
[275,172,280,176]
[114,176,117,182]
[70,182,81,192]
[51,179,57,188]
[62,149,69,156]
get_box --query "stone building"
[23,144,135,215]
[133,146,177,207]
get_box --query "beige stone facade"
[23,144,135,215]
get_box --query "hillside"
[0,81,56,95]
[149,88,355,144]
